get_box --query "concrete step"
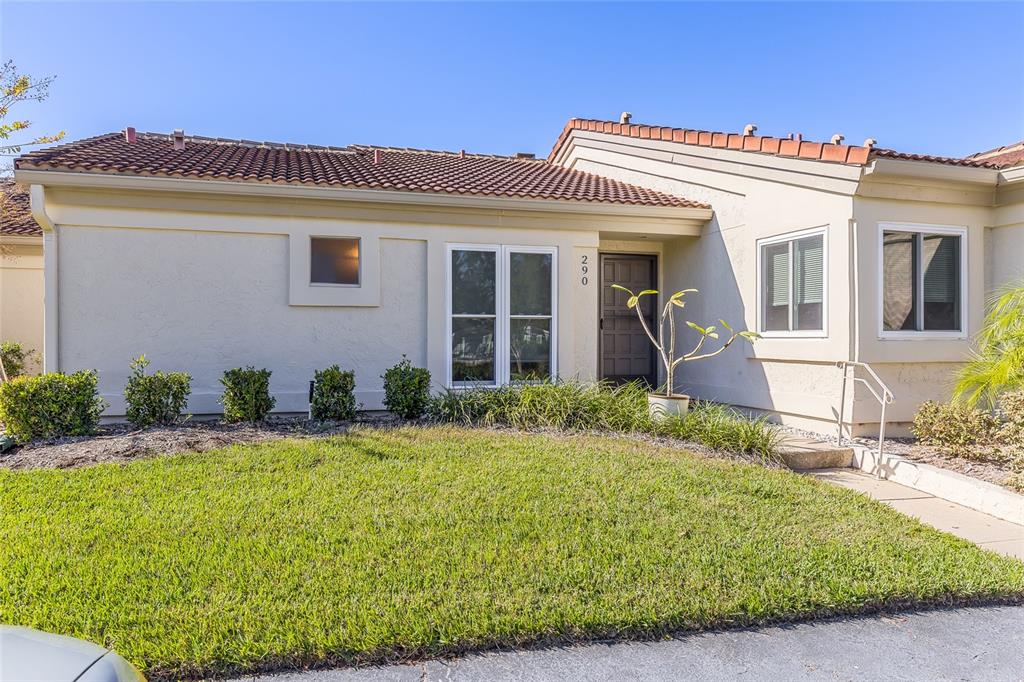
[777,437,854,470]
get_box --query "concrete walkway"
[248,606,1024,681]
[811,468,1024,559]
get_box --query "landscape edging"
[851,446,1024,525]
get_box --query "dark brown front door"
[600,254,657,386]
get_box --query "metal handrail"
[836,361,895,474]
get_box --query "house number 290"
[580,255,589,285]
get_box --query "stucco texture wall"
[568,137,858,430]
[0,242,44,374]
[46,189,604,416]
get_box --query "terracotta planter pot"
[647,393,690,420]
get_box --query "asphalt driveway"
[245,605,1024,682]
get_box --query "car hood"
[0,625,110,681]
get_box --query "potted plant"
[612,285,758,419]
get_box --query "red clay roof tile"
[15,132,707,209]
[548,118,1023,170]
[0,181,40,237]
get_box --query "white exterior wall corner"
[33,185,650,417]
[557,132,860,431]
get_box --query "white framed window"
[310,236,360,286]
[756,227,827,337]
[878,223,967,339]
[446,244,557,387]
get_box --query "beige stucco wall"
[557,130,1023,436]
[35,186,696,416]
[850,195,992,430]
[988,201,1024,291]
[560,131,861,433]
[0,240,44,374]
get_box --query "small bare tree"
[612,285,758,397]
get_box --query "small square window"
[311,237,360,285]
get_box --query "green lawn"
[2,426,1022,679]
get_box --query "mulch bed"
[0,417,397,471]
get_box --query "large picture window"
[758,229,826,335]
[447,245,556,386]
[881,225,965,336]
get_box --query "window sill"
[877,332,968,341]
[759,331,828,339]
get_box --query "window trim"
[445,243,558,388]
[755,226,829,339]
[309,235,361,288]
[877,222,968,340]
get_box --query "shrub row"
[0,357,433,443]
[912,391,1024,459]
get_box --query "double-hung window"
[447,245,556,386]
[758,228,826,335]
[880,224,965,336]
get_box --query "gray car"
[0,626,145,682]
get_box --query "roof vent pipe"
[830,134,845,145]
[619,111,632,124]
[863,138,877,149]
[373,149,382,165]
[124,127,137,144]
[743,123,757,136]
[515,152,535,159]
[172,129,185,150]
[788,133,803,142]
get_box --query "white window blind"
[759,231,826,334]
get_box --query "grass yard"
[2,426,1022,679]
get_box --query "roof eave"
[14,168,712,222]
[863,157,1000,185]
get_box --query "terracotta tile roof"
[550,118,1024,170]
[14,132,707,209]
[965,140,1024,169]
[0,180,40,237]
[548,118,872,165]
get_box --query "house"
[9,121,1024,436]
[0,181,44,374]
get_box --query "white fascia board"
[13,169,713,223]
[998,166,1024,185]
[0,234,42,245]
[863,158,998,185]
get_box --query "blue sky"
[2,2,1022,159]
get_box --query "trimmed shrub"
[311,365,357,421]
[123,355,191,428]
[0,370,106,443]
[0,341,33,378]
[382,357,431,420]
[997,390,1024,450]
[220,367,276,423]
[911,400,1000,458]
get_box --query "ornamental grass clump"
[0,370,106,443]
[428,380,651,432]
[310,365,357,421]
[123,355,191,428]
[220,367,275,423]
[656,401,783,460]
[382,357,431,420]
